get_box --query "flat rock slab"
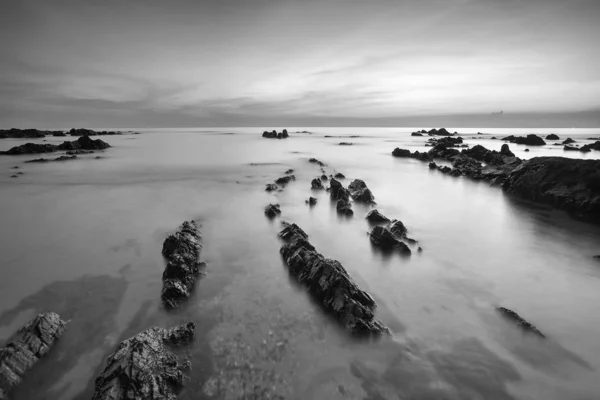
[278,223,389,337]
[161,221,204,309]
[0,312,67,399]
[92,322,196,400]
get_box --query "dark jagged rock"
[348,179,375,203]
[329,178,348,200]
[58,135,110,151]
[25,155,78,163]
[262,129,288,139]
[411,132,423,136]
[265,183,278,192]
[429,162,437,169]
[275,174,295,185]
[336,199,353,215]
[392,148,411,157]
[429,144,460,160]
[500,144,514,157]
[69,128,96,136]
[366,209,390,223]
[369,226,411,254]
[284,168,294,174]
[91,323,195,400]
[0,128,48,138]
[2,143,58,155]
[427,128,455,136]
[311,178,324,190]
[564,145,589,152]
[334,172,345,179]
[306,197,317,206]
[503,157,600,222]
[389,219,408,238]
[161,221,204,309]
[428,136,463,147]
[581,141,600,152]
[0,312,67,399]
[264,204,281,219]
[53,132,66,137]
[339,142,353,146]
[66,150,94,155]
[502,134,546,146]
[496,307,545,338]
[279,224,389,336]
[308,157,326,167]
[320,174,328,181]
[546,134,560,140]
[562,138,575,145]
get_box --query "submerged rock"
[2,143,58,155]
[428,162,437,169]
[339,142,353,146]
[161,221,204,309]
[284,168,294,174]
[348,179,375,203]
[265,183,278,192]
[334,172,345,179]
[336,199,353,216]
[275,174,295,185]
[562,138,575,145]
[25,155,78,163]
[369,226,411,254]
[564,145,589,152]
[311,177,324,189]
[306,197,317,206]
[278,224,389,336]
[308,158,326,167]
[264,204,281,218]
[91,323,195,400]
[503,157,600,223]
[366,209,390,223]
[0,312,67,399]
[496,307,545,338]
[320,174,328,181]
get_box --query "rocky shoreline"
[1,135,111,156]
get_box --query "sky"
[1,0,599,128]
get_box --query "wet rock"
[334,172,345,179]
[308,158,326,167]
[264,204,281,219]
[262,130,276,138]
[0,312,67,398]
[389,219,408,238]
[546,134,560,140]
[311,178,324,190]
[336,199,353,216]
[275,174,295,185]
[91,323,195,400]
[496,307,545,338]
[306,197,317,206]
[366,209,390,223]
[392,148,411,157]
[10,174,18,178]
[278,222,309,241]
[503,157,600,223]
[320,174,328,181]
[279,129,289,139]
[66,149,94,155]
[53,132,66,137]
[411,132,423,136]
[562,138,575,145]
[279,224,389,336]
[348,179,375,203]
[265,183,278,192]
[369,226,411,254]
[161,221,204,309]
[429,162,437,169]
[329,178,349,200]
[502,134,546,146]
[429,136,463,147]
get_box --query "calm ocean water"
[0,127,599,399]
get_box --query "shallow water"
[1,127,599,399]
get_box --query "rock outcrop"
[392,148,411,158]
[264,204,281,218]
[348,179,375,203]
[496,307,544,338]
[91,323,196,400]
[274,175,295,185]
[334,172,345,179]
[308,158,326,167]
[262,129,289,139]
[278,223,389,336]
[369,226,411,254]
[25,155,78,163]
[562,138,575,145]
[1,135,111,155]
[366,209,390,223]
[306,197,317,206]
[265,183,278,192]
[161,221,204,309]
[502,134,546,146]
[546,134,560,140]
[336,199,353,216]
[503,157,600,223]
[311,178,324,190]
[0,312,67,399]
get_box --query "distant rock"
[546,134,560,140]
[2,143,58,155]
[320,174,328,181]
[339,142,353,146]
[1,135,112,155]
[496,307,545,338]
[262,129,289,139]
[25,155,78,163]
[502,134,546,146]
[311,177,324,189]
[278,223,389,336]
[525,149,530,152]
[161,220,204,309]
[564,145,589,152]
[53,132,66,137]
[0,128,54,139]
[306,197,317,206]
[265,204,281,218]
[392,148,411,157]
[427,128,455,136]
[66,149,94,155]
[334,172,345,179]
[562,138,575,145]
[411,132,423,136]
[92,323,195,400]
[428,136,463,147]
[284,168,294,174]
[366,209,390,223]
[308,157,326,167]
[348,179,375,203]
[429,161,437,169]
[0,312,67,398]
[275,174,295,185]
[265,183,278,192]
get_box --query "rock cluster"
[412,128,456,136]
[91,323,196,400]
[502,134,546,146]
[262,129,289,139]
[161,221,205,309]
[278,223,389,336]
[311,177,324,189]
[0,312,67,399]
[0,128,61,138]
[546,134,560,140]
[2,135,111,155]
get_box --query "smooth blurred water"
[0,127,599,400]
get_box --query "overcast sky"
[1,0,599,128]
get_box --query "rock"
[525,149,530,152]
[306,197,317,206]
[329,178,348,200]
[496,307,544,338]
[0,128,48,139]
[275,175,295,185]
[428,128,454,136]
[546,134,560,140]
[389,219,408,238]
[369,226,411,254]
[503,157,600,223]
[262,129,288,139]
[339,142,353,146]
[308,158,326,167]
[58,135,110,151]
[320,174,328,181]
[311,178,324,189]
[336,199,353,215]
[366,209,390,223]
[161,221,204,309]
[284,168,294,174]
[564,145,589,152]
[348,179,375,203]
[334,172,345,179]
[429,136,463,147]
[66,150,94,155]
[502,134,546,146]
[10,174,17,178]
[0,312,67,399]
[281,129,289,138]
[91,323,195,400]
[392,148,411,157]
[428,161,437,169]
[411,132,423,136]
[26,155,78,163]
[265,183,278,192]
[264,204,281,219]
[562,138,575,145]
[279,224,389,336]
[500,144,514,157]
[2,143,58,155]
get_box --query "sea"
[0,127,599,399]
